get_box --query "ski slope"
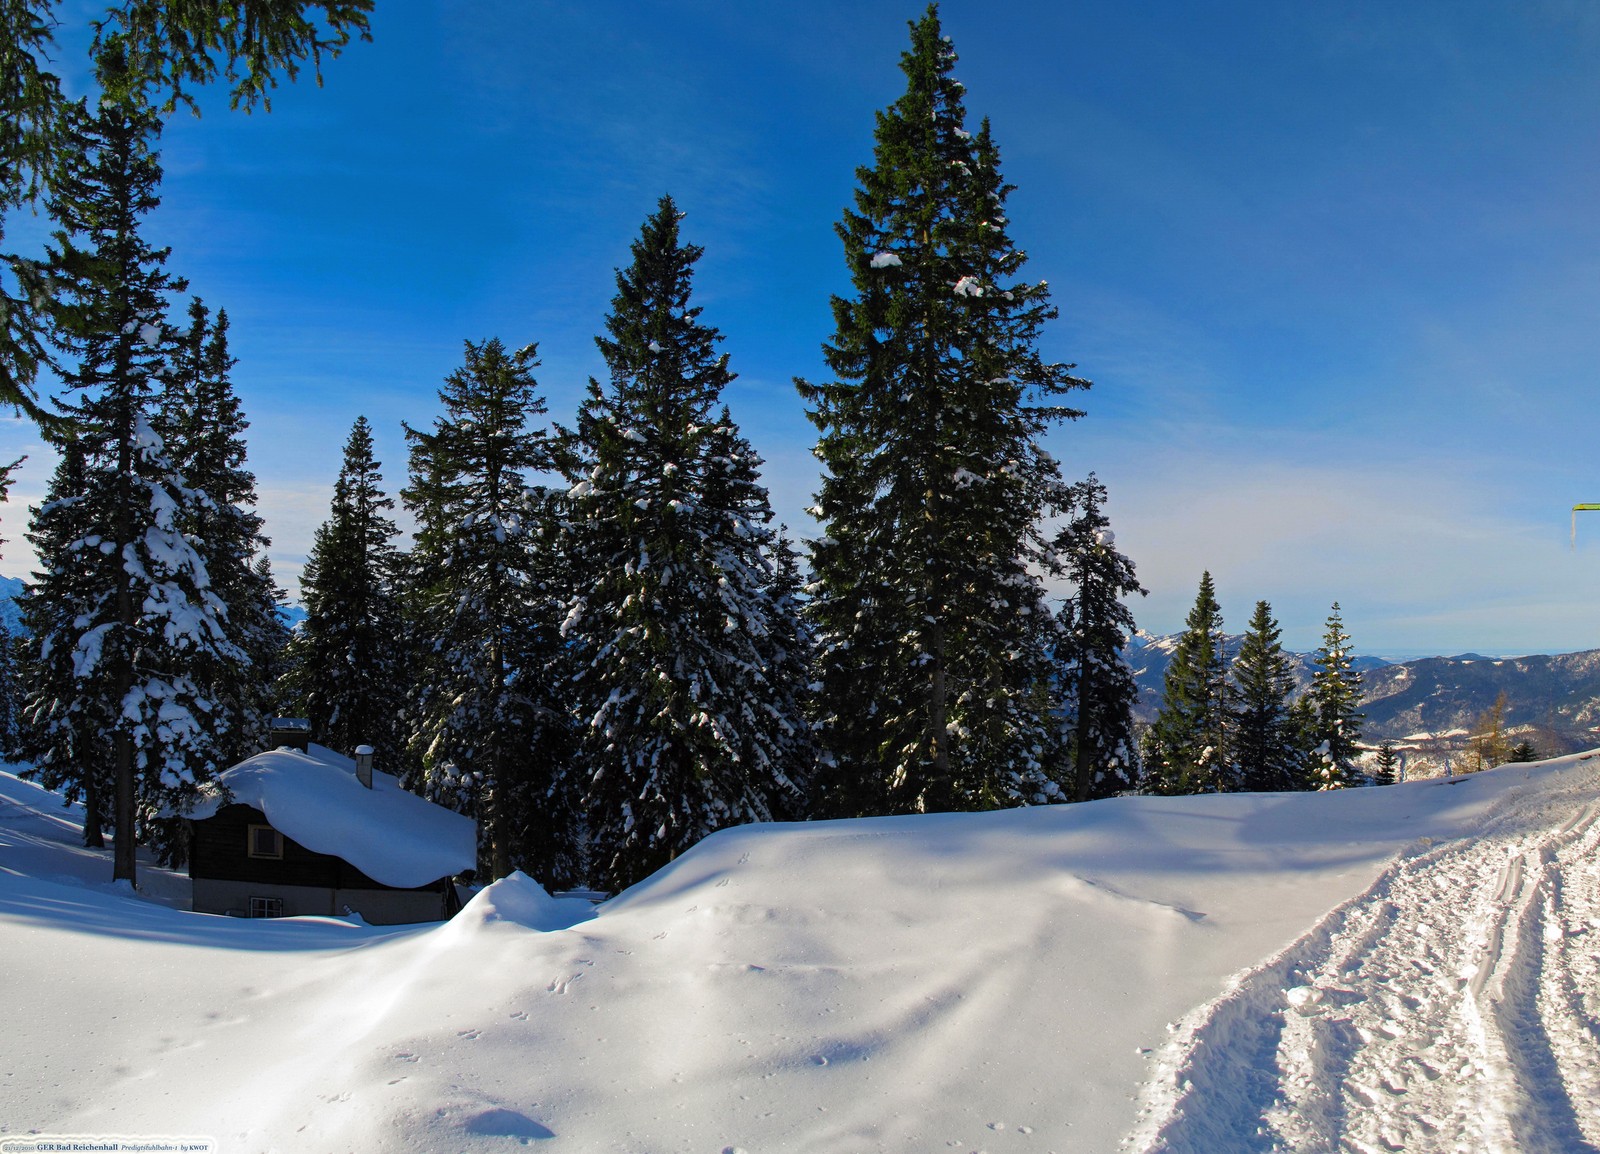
[1,755,1597,1153]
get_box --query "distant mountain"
[1126,630,1600,761]
[1125,629,1390,724]
[1359,650,1600,755]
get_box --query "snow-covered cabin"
[186,744,476,924]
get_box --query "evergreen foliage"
[280,416,406,765]
[1052,475,1144,801]
[28,64,240,880]
[560,196,810,892]
[1304,603,1366,789]
[1371,741,1401,786]
[1,1,372,423]
[17,440,115,846]
[402,338,573,883]
[798,7,1087,817]
[1229,600,1302,792]
[1143,572,1230,794]
[165,298,288,765]
[1506,739,1539,764]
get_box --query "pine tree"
[401,338,573,883]
[17,439,116,846]
[1304,603,1365,789]
[280,416,405,764]
[1371,741,1401,785]
[165,298,288,765]
[1143,572,1230,794]
[798,7,1087,817]
[1229,600,1300,792]
[2,1,372,425]
[0,630,20,759]
[31,58,239,880]
[1053,475,1145,801]
[561,197,810,891]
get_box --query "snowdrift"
[2,754,1597,1152]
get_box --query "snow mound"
[447,870,595,935]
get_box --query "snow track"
[1128,763,1600,1154]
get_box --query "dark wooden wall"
[190,803,442,894]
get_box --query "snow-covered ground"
[2,755,1598,1153]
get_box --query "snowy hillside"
[2,757,1598,1152]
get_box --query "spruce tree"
[2,0,372,425]
[1143,572,1230,794]
[1304,603,1365,789]
[1229,600,1300,792]
[401,338,572,883]
[33,58,239,880]
[17,439,116,846]
[798,7,1087,817]
[166,298,288,765]
[1372,741,1401,785]
[1053,475,1145,801]
[280,416,405,764]
[561,196,810,891]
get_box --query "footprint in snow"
[457,1028,482,1040]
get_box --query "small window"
[248,896,283,919]
[247,824,283,859]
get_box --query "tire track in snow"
[1125,766,1600,1154]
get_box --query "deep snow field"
[2,754,1598,1154]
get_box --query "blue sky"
[4,0,1600,656]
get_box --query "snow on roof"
[187,744,476,888]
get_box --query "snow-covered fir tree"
[30,57,240,880]
[402,338,573,883]
[1143,572,1231,794]
[1052,475,1144,801]
[560,196,810,892]
[279,416,406,765]
[17,440,115,846]
[798,7,1087,817]
[1304,603,1365,789]
[164,298,288,765]
[1229,599,1302,792]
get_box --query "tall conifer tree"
[166,298,288,765]
[1053,475,1144,801]
[280,416,405,763]
[1305,603,1365,789]
[17,440,115,845]
[799,7,1087,817]
[32,55,238,880]
[1143,572,1230,794]
[402,338,572,883]
[1229,600,1300,792]
[560,197,809,891]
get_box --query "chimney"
[269,717,311,753]
[354,745,374,789]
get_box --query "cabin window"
[247,824,283,859]
[248,896,283,918]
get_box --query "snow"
[869,251,902,269]
[183,744,476,888]
[3,755,1599,1151]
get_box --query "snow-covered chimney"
[354,745,374,789]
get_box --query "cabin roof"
[188,744,476,888]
